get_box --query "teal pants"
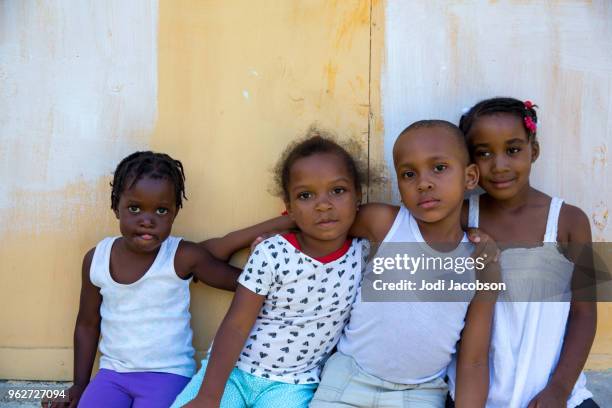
[171,359,317,408]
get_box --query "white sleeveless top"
[448,195,592,408]
[90,236,196,377]
[337,205,475,384]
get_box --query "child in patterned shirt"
[171,129,369,408]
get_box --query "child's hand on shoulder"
[467,228,501,301]
[175,241,241,291]
[249,231,283,255]
[467,228,500,266]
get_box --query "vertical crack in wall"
[366,0,373,203]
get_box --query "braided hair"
[459,97,538,140]
[110,151,187,210]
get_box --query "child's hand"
[527,383,568,408]
[468,228,502,301]
[249,231,287,255]
[467,228,500,266]
[41,384,85,408]
[250,235,266,255]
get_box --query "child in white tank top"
[310,120,501,408]
[58,152,282,408]
[446,98,598,408]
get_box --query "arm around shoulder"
[349,203,399,242]
[175,241,242,291]
[200,216,295,261]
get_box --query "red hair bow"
[524,116,537,134]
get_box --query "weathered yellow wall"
[0,1,159,380]
[0,0,374,380]
[1,0,610,381]
[152,0,374,362]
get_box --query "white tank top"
[90,236,196,377]
[337,205,474,384]
[447,194,592,408]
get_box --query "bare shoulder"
[81,247,96,280]
[559,203,591,243]
[80,246,98,290]
[83,247,96,266]
[353,203,400,242]
[360,203,399,219]
[174,240,207,279]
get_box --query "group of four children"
[46,97,598,408]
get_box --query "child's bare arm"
[201,216,294,260]
[187,285,264,407]
[176,242,242,291]
[454,229,499,408]
[349,203,399,242]
[200,203,398,262]
[49,249,101,408]
[528,206,597,407]
[453,283,497,408]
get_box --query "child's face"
[285,152,360,246]
[114,176,178,253]
[468,113,539,200]
[394,126,478,223]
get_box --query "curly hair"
[273,127,367,202]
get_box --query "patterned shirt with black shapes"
[236,234,369,385]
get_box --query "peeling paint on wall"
[0,0,159,379]
[379,0,612,370]
[381,1,612,243]
[0,1,158,227]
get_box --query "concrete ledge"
[1,372,611,407]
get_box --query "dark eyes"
[474,147,520,158]
[402,165,446,178]
[433,164,447,173]
[296,187,347,200]
[127,206,169,215]
[297,192,313,200]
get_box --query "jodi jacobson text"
[372,279,506,292]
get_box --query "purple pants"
[78,368,190,408]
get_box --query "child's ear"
[531,140,540,163]
[464,163,480,191]
[284,201,294,220]
[114,209,120,219]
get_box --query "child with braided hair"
[47,151,281,408]
[446,97,598,408]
